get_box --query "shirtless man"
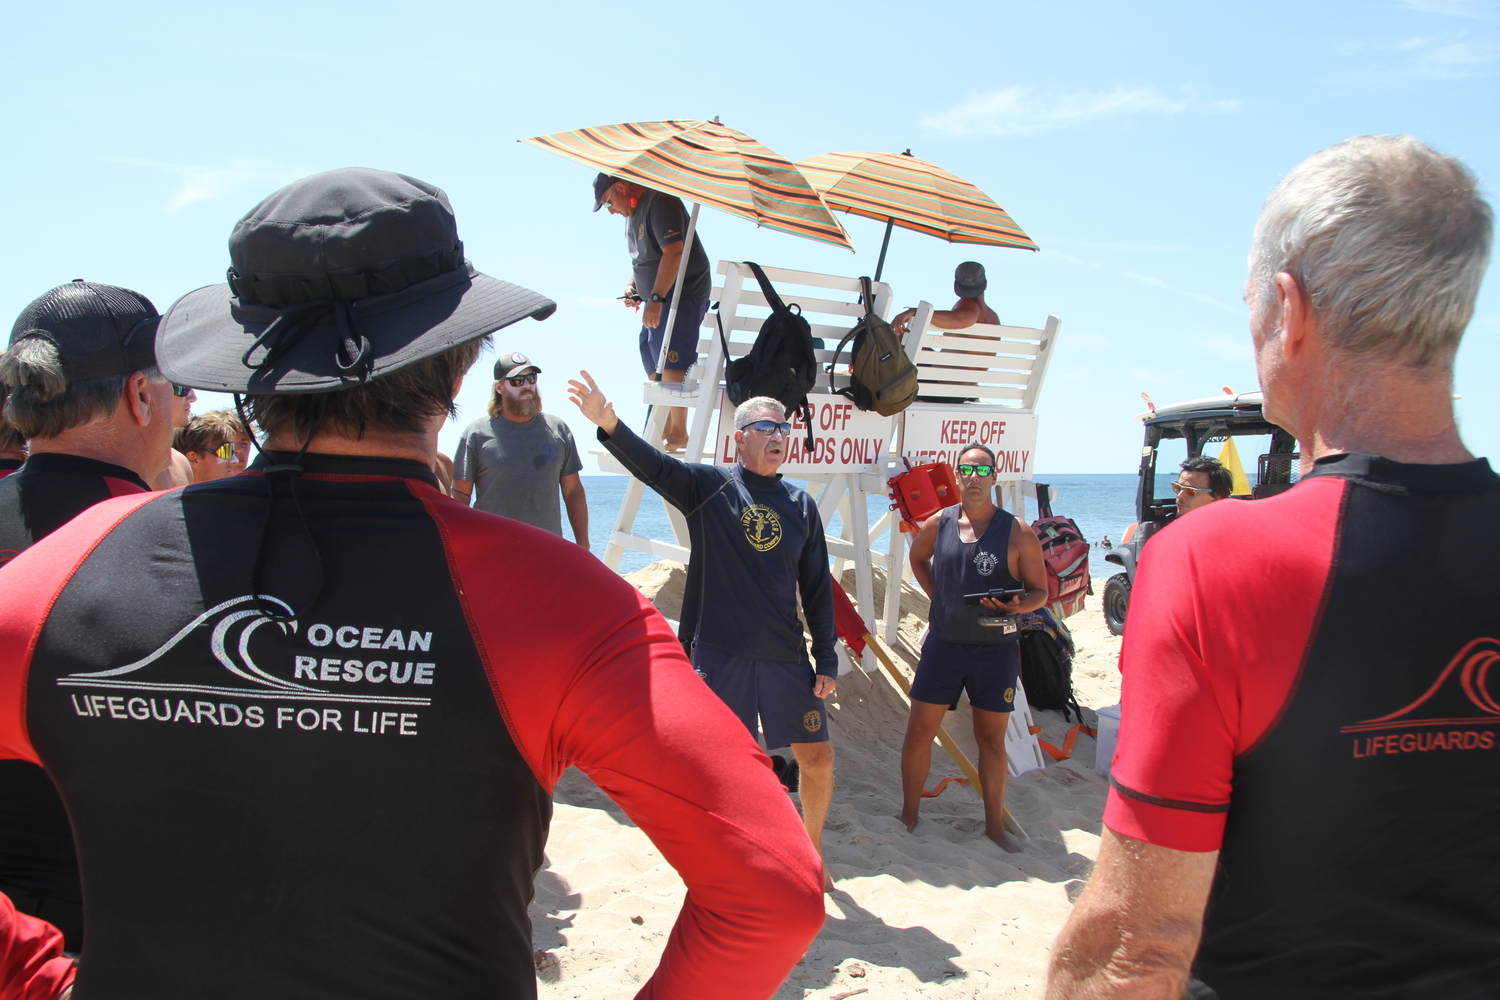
[902,444,1047,850]
[891,261,998,335]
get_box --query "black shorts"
[691,647,829,750]
[911,635,1020,714]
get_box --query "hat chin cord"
[240,299,374,382]
[235,392,331,624]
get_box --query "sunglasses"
[506,373,538,387]
[956,463,995,477]
[171,385,193,397]
[744,420,792,437]
[214,441,250,461]
[1171,481,1210,496]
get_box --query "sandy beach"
[529,561,1123,998]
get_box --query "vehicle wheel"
[1103,574,1131,636]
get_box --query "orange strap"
[922,776,969,798]
[1029,723,1098,761]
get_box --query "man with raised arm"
[902,443,1047,850]
[0,168,824,1000]
[570,374,840,881]
[1047,136,1498,999]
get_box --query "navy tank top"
[929,505,1023,644]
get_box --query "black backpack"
[829,277,918,416]
[717,262,818,451]
[1018,612,1082,724]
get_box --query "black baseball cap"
[592,173,616,212]
[156,168,556,393]
[494,351,540,379]
[7,280,159,381]
[954,261,987,299]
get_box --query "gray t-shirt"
[627,189,711,303]
[453,413,583,536]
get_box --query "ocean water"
[577,472,1143,585]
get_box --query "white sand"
[529,561,1123,998]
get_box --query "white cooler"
[1093,703,1122,778]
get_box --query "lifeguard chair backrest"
[705,262,894,397]
[889,462,960,532]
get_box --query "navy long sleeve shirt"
[602,422,838,677]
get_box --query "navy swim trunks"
[639,298,709,374]
[692,647,829,750]
[911,635,1020,714]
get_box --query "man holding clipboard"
[902,443,1048,850]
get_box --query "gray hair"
[0,338,161,440]
[1248,135,1493,369]
[733,396,786,430]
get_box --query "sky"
[1,0,1496,473]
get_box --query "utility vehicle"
[1102,391,1298,635]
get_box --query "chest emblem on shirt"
[1341,636,1499,759]
[973,549,999,577]
[741,505,783,552]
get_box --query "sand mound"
[534,560,1123,997]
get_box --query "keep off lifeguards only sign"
[900,404,1039,481]
[717,393,894,474]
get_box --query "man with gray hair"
[0,279,173,952]
[1048,136,1498,998]
[570,373,840,879]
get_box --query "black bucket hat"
[157,168,556,393]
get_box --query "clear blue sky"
[2,0,1495,472]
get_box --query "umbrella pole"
[654,202,701,378]
[873,216,895,283]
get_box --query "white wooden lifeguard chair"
[596,262,1063,775]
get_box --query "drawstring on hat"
[234,393,330,623]
[241,300,373,383]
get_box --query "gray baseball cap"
[954,261,987,299]
[494,351,540,379]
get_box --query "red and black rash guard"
[0,453,150,950]
[1106,453,1500,999]
[0,452,824,1000]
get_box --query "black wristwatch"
[649,292,666,303]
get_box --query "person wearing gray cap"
[450,350,588,543]
[0,167,825,998]
[890,260,999,336]
[0,278,176,952]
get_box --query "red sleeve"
[1103,478,1345,852]
[0,492,162,763]
[0,894,74,1000]
[422,490,825,1000]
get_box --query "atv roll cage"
[1102,391,1298,635]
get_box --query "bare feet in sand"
[899,807,920,834]
[985,827,1023,853]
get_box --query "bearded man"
[452,351,588,545]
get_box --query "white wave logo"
[57,595,430,707]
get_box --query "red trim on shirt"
[419,485,826,1000]
[1103,477,1347,852]
[0,492,161,763]
[102,476,148,499]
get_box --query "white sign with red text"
[717,393,895,473]
[899,404,1038,480]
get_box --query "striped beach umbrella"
[795,150,1037,280]
[522,119,853,250]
